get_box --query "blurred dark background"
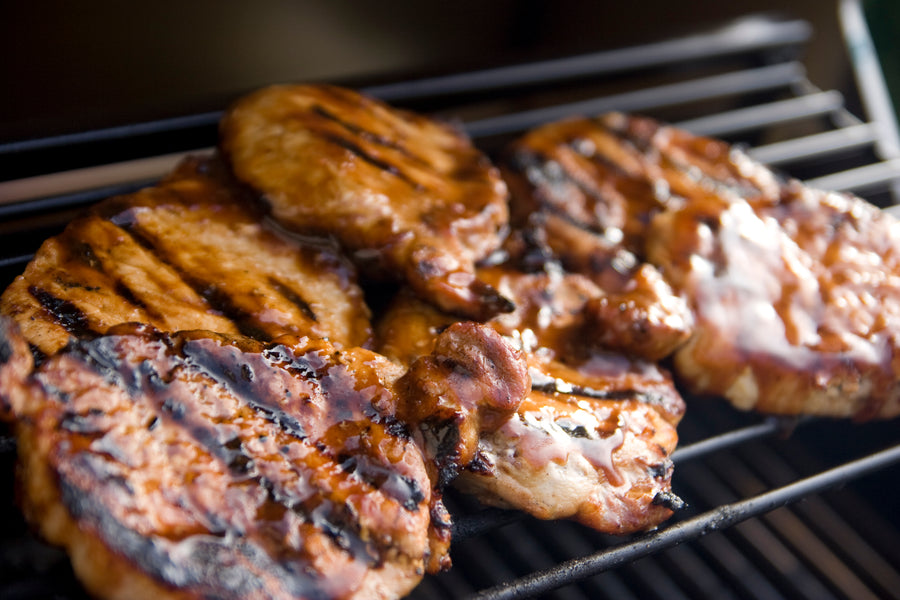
[0,0,863,142]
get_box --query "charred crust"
[560,423,591,439]
[0,337,11,366]
[651,491,686,512]
[29,343,47,367]
[321,132,425,192]
[466,449,494,475]
[311,104,411,158]
[268,278,318,323]
[378,414,412,441]
[647,461,672,479]
[28,286,91,337]
[431,425,463,489]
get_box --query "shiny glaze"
[220,84,512,320]
[501,116,670,247]
[397,322,530,488]
[375,287,683,534]
[650,184,900,418]
[0,157,372,355]
[8,324,440,600]
[460,377,679,533]
[499,115,694,361]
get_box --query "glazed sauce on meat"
[501,394,627,487]
[18,326,437,599]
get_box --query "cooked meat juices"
[0,320,529,600]
[649,181,900,419]
[502,112,900,420]
[0,157,372,355]
[376,282,684,534]
[499,115,693,361]
[219,84,513,320]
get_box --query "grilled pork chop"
[219,84,513,320]
[585,112,900,420]
[0,157,372,356]
[499,116,693,361]
[376,278,683,534]
[648,181,900,420]
[0,318,530,600]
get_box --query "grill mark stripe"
[28,286,93,338]
[311,101,451,179]
[594,118,738,194]
[57,224,196,329]
[530,373,668,407]
[320,132,426,191]
[58,470,324,597]
[514,148,617,231]
[173,340,383,560]
[68,231,174,324]
[69,335,380,567]
[268,278,318,323]
[111,223,274,341]
[311,104,411,156]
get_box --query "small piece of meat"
[582,263,693,362]
[1,320,446,600]
[648,181,900,420]
[458,368,681,534]
[0,157,372,356]
[397,322,530,488]
[375,288,684,535]
[219,84,513,320]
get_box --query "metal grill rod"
[806,157,900,193]
[0,17,810,164]
[673,90,845,137]
[469,443,900,600]
[464,62,806,138]
[363,17,811,102]
[748,123,878,165]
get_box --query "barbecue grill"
[2,4,900,599]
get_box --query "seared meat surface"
[397,321,530,489]
[649,181,900,420]
[0,323,433,599]
[376,280,683,534]
[585,112,900,419]
[219,84,513,320]
[505,111,900,419]
[499,116,693,361]
[0,320,529,599]
[0,157,372,356]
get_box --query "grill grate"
[2,10,900,600]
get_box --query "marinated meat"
[0,157,372,356]
[219,84,513,320]
[397,321,530,489]
[460,364,682,533]
[0,319,530,600]
[500,115,672,250]
[648,181,900,420]
[589,112,900,419]
[507,111,900,420]
[376,283,683,534]
[499,116,693,361]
